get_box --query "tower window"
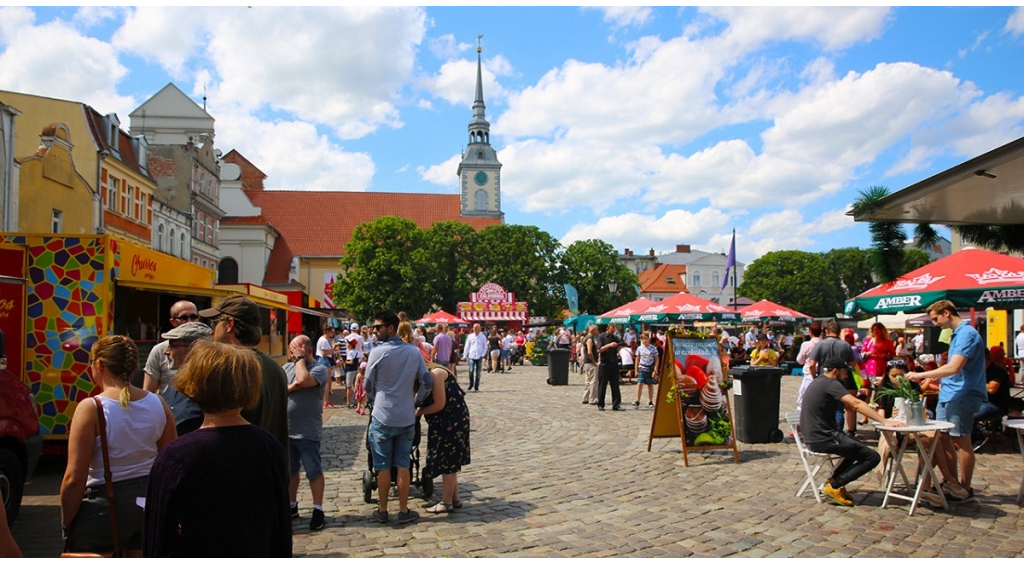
[475,189,488,211]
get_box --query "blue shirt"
[364,336,432,427]
[939,321,987,403]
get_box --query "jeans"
[467,357,483,390]
[808,432,881,488]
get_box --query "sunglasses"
[887,360,907,368]
[174,314,200,322]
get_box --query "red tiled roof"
[243,190,500,284]
[638,263,688,294]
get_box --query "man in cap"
[158,321,210,435]
[143,300,199,394]
[800,356,903,506]
[284,335,330,530]
[200,295,289,454]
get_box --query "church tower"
[458,42,502,219]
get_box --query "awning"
[459,311,527,321]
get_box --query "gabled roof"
[242,190,500,284]
[637,263,688,294]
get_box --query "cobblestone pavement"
[13,363,1024,557]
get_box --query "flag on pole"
[721,231,735,291]
[564,284,579,315]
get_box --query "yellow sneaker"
[823,481,853,507]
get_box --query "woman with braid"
[60,335,176,556]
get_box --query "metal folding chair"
[786,412,844,503]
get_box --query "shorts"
[637,368,656,385]
[937,395,983,437]
[289,438,323,480]
[345,370,358,388]
[368,418,415,471]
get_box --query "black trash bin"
[730,365,784,443]
[547,348,570,385]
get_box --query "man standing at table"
[916,300,987,500]
[801,357,903,506]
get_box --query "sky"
[1,6,1023,265]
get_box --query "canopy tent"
[594,298,657,325]
[413,311,469,327]
[739,300,812,323]
[632,292,739,323]
[844,248,1024,315]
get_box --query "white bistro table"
[873,420,955,516]
[1003,419,1024,504]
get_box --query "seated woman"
[143,340,291,557]
[60,335,176,557]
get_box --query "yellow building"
[15,123,93,234]
[0,90,156,246]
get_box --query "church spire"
[468,36,490,146]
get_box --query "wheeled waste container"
[730,365,784,443]
[547,348,570,385]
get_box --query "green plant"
[874,375,920,403]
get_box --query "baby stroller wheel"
[362,470,375,504]
[420,476,434,499]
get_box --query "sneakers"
[822,481,853,507]
[397,509,419,524]
[309,508,325,531]
[632,401,640,408]
[290,504,299,519]
[369,509,389,523]
[941,480,969,501]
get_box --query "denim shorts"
[937,395,983,437]
[289,438,323,480]
[368,418,415,471]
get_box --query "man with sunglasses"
[143,300,199,395]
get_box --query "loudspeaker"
[920,326,949,355]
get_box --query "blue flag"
[722,231,735,291]
[564,284,579,315]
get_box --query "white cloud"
[418,153,462,188]
[560,207,731,251]
[1006,7,1024,36]
[420,55,512,107]
[701,7,891,51]
[214,110,375,192]
[114,7,427,140]
[0,9,135,115]
[592,7,653,28]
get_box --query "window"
[106,176,117,211]
[51,209,63,233]
[475,189,487,211]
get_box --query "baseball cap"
[822,357,852,371]
[198,295,261,328]
[162,321,212,341]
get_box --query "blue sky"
[2,6,1023,265]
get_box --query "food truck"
[0,234,288,449]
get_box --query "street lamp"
[608,280,618,294]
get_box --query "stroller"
[361,404,433,503]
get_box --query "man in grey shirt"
[364,310,432,525]
[284,335,330,531]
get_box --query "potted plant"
[874,375,926,425]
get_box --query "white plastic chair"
[786,412,844,503]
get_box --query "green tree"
[333,216,431,321]
[823,247,875,306]
[470,224,564,319]
[852,186,906,283]
[423,221,478,315]
[738,250,837,317]
[559,239,639,314]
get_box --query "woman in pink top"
[60,335,176,556]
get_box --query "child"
[633,332,660,408]
[354,361,367,415]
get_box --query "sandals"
[425,502,451,514]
